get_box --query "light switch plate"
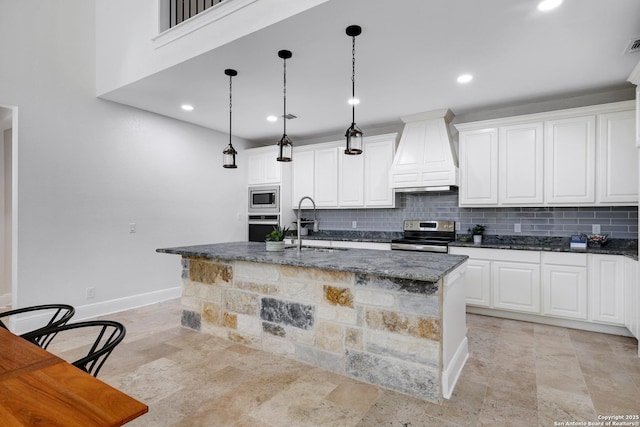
[514,223,521,233]
[592,224,601,234]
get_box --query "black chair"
[0,304,75,347]
[28,320,126,377]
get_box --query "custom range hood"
[390,109,458,192]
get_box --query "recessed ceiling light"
[181,104,194,111]
[266,115,278,122]
[457,74,473,84]
[537,0,562,11]
[348,98,360,105]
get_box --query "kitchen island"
[157,242,468,403]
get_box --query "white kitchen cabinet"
[291,134,397,209]
[462,259,491,307]
[542,252,587,320]
[246,146,281,185]
[458,129,498,205]
[588,254,625,325]
[544,115,596,204]
[456,101,636,207]
[624,257,639,339]
[597,110,638,204]
[291,149,315,208]
[363,136,396,207]
[492,261,541,314]
[314,147,339,207]
[338,150,364,206]
[499,122,544,205]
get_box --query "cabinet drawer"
[542,252,587,267]
[449,247,540,263]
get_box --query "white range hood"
[390,109,459,192]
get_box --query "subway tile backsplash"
[303,191,638,239]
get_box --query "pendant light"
[222,68,238,168]
[345,25,363,155]
[276,50,293,162]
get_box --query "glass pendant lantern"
[222,68,238,168]
[276,50,293,162]
[345,25,363,155]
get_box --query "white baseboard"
[10,287,181,334]
[442,337,469,400]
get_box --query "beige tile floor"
[60,299,640,426]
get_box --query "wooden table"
[0,327,147,426]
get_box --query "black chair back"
[29,320,126,377]
[0,304,75,347]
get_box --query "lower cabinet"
[464,259,491,307]
[624,257,639,340]
[589,254,624,325]
[542,253,588,320]
[449,246,627,327]
[492,261,540,313]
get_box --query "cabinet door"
[624,258,639,339]
[339,150,364,207]
[492,261,540,313]
[544,116,596,204]
[364,137,396,207]
[464,259,492,307]
[542,264,587,320]
[292,150,315,208]
[499,123,543,204]
[314,147,339,207]
[588,254,624,325]
[598,110,638,204]
[247,148,281,185]
[459,129,498,206]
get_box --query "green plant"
[468,224,486,236]
[265,225,289,241]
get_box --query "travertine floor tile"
[79,299,639,427]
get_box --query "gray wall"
[305,191,638,239]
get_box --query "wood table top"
[0,327,148,426]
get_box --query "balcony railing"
[170,0,225,28]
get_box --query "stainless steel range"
[391,220,456,253]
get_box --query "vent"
[282,113,297,120]
[624,37,640,55]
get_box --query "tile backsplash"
[302,191,638,239]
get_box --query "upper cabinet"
[456,101,637,207]
[246,145,282,185]
[291,134,397,209]
[544,115,596,204]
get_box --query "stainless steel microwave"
[248,186,280,213]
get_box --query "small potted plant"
[265,225,288,252]
[468,224,486,244]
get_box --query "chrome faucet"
[296,196,318,251]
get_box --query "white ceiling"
[100,0,640,145]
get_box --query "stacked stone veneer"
[180,256,444,403]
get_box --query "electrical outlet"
[86,287,96,299]
[592,224,601,234]
[129,223,136,233]
[514,223,522,233]
[352,221,357,229]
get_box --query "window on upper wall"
[159,0,225,31]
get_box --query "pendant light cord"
[229,74,233,147]
[283,57,287,136]
[351,34,356,125]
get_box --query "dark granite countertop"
[449,235,638,260]
[157,241,467,283]
[288,230,402,243]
